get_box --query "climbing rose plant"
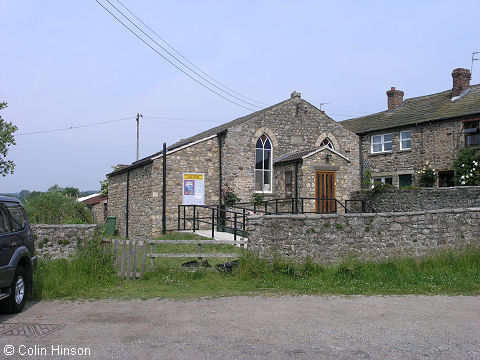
[418,161,437,187]
[454,146,480,186]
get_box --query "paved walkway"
[1,296,478,359]
[179,229,247,243]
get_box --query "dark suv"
[0,196,36,313]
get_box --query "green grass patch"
[32,234,480,300]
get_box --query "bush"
[251,193,264,206]
[454,146,480,186]
[222,186,240,206]
[418,161,437,187]
[24,192,93,224]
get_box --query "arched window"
[255,134,273,192]
[320,138,334,149]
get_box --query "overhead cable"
[95,0,257,111]
[115,0,268,107]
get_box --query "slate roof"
[82,195,107,205]
[274,147,319,164]
[108,98,291,176]
[341,84,480,134]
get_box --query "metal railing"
[344,199,377,213]
[234,197,350,214]
[177,198,376,239]
[177,204,248,241]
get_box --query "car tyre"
[0,266,27,314]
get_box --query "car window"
[0,206,11,234]
[5,203,26,232]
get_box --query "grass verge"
[32,234,480,300]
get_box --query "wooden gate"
[315,171,336,213]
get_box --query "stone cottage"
[107,92,360,238]
[342,68,480,187]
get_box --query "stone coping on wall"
[248,206,480,220]
[356,185,480,192]
[31,224,99,229]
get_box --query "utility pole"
[136,113,143,160]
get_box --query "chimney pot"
[386,87,404,111]
[451,68,471,97]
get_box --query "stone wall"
[151,137,220,235]
[360,119,464,187]
[352,186,480,212]
[107,164,153,239]
[30,224,99,259]
[107,170,128,237]
[128,164,153,238]
[91,200,107,224]
[247,208,480,263]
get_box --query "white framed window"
[320,138,334,149]
[254,134,273,192]
[371,134,392,153]
[372,177,393,188]
[400,130,411,150]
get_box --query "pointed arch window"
[321,138,334,149]
[255,134,273,192]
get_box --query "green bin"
[106,216,116,236]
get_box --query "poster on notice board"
[182,173,205,205]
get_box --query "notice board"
[182,173,205,205]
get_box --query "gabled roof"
[341,84,480,134]
[274,146,350,165]
[108,97,297,176]
[80,194,107,205]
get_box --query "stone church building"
[107,91,360,238]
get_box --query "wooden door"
[315,171,336,213]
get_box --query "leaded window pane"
[264,150,271,170]
[255,149,263,169]
[402,139,411,149]
[401,131,411,140]
[264,138,271,149]
[255,170,263,191]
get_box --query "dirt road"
[1,295,479,359]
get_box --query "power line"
[95,0,258,111]
[104,0,262,109]
[143,117,204,133]
[16,116,136,136]
[114,0,268,107]
[143,115,221,122]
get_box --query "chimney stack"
[386,87,404,111]
[291,91,301,99]
[451,68,470,97]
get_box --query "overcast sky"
[1,0,479,193]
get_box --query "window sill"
[369,151,393,156]
[398,149,412,152]
[254,191,273,195]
